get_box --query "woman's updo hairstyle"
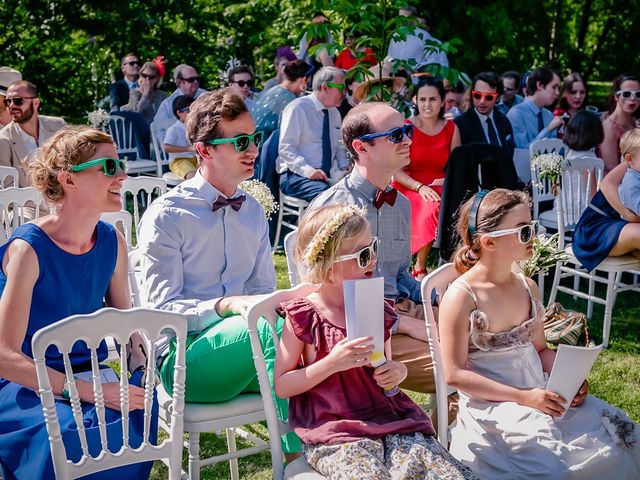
[29,126,114,203]
[453,188,530,273]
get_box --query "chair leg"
[188,431,201,480]
[587,278,595,319]
[602,271,616,348]
[572,274,579,301]
[226,428,239,480]
[547,262,562,305]
[273,204,285,254]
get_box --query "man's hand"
[307,169,329,182]
[396,314,428,342]
[373,360,407,389]
[215,294,270,318]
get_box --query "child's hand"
[521,387,566,417]
[373,360,407,390]
[326,336,374,373]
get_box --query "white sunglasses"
[485,221,539,244]
[336,237,378,268]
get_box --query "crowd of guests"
[1,5,640,480]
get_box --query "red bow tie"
[212,195,246,212]
[374,188,397,209]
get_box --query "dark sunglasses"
[205,131,264,153]
[616,90,640,100]
[337,237,378,269]
[179,76,200,84]
[486,221,539,244]
[177,107,190,114]
[233,79,254,88]
[472,90,498,102]
[70,157,127,176]
[4,96,36,107]
[140,73,157,80]
[358,123,414,144]
[123,60,142,67]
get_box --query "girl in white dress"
[439,188,639,479]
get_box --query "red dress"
[392,120,455,253]
[278,298,434,445]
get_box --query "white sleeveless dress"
[448,275,640,480]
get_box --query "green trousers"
[160,314,301,453]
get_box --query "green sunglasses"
[70,157,127,176]
[326,81,346,93]
[205,131,264,153]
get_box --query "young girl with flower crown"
[439,188,639,479]
[274,204,477,479]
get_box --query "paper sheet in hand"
[344,277,386,366]
[547,344,602,417]
[74,366,120,384]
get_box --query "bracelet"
[415,182,423,192]
[61,376,78,400]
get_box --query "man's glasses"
[326,82,346,93]
[4,96,36,107]
[503,87,517,93]
[140,73,157,80]
[336,237,378,269]
[232,80,254,88]
[486,221,539,244]
[616,90,640,100]
[70,157,127,177]
[205,131,264,153]
[179,76,200,84]
[472,91,498,102]
[358,123,414,144]
[123,60,141,67]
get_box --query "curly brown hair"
[29,126,114,203]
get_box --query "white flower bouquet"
[532,152,567,195]
[520,233,568,278]
[239,179,279,220]
[87,108,110,133]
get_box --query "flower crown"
[303,205,366,267]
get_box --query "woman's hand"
[373,360,407,389]
[325,336,373,373]
[77,380,146,412]
[139,77,153,97]
[520,387,566,417]
[417,185,440,202]
[571,379,589,407]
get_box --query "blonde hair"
[29,126,114,203]
[295,205,369,283]
[620,128,640,157]
[453,189,530,273]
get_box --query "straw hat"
[0,67,22,96]
[352,62,407,102]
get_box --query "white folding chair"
[109,115,158,176]
[31,307,187,480]
[273,193,309,253]
[0,166,19,189]
[283,230,301,287]
[0,187,43,241]
[548,158,640,347]
[120,177,167,244]
[420,263,461,448]
[529,138,566,225]
[101,210,133,249]
[150,120,184,187]
[245,283,326,480]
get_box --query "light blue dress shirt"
[495,93,523,115]
[137,171,276,336]
[507,98,556,148]
[619,167,640,216]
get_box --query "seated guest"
[298,11,335,69]
[0,80,66,190]
[495,70,523,115]
[507,66,563,148]
[263,46,297,91]
[0,126,156,480]
[122,59,167,125]
[440,189,640,478]
[138,88,300,458]
[164,95,197,179]
[253,60,310,141]
[153,64,206,126]
[109,53,141,111]
[334,29,377,70]
[455,71,514,157]
[391,76,460,280]
[0,67,21,128]
[443,79,465,119]
[553,72,587,139]
[227,65,257,112]
[276,67,350,202]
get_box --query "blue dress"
[572,191,628,271]
[0,222,157,480]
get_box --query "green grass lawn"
[149,254,640,479]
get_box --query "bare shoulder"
[523,275,542,302]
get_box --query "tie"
[374,188,398,209]
[131,81,139,89]
[486,117,500,146]
[212,195,246,212]
[537,109,544,133]
[321,108,332,177]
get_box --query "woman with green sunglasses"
[0,126,156,480]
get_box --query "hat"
[0,67,22,96]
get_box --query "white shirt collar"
[474,108,495,122]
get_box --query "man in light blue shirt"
[507,67,563,148]
[495,70,524,115]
